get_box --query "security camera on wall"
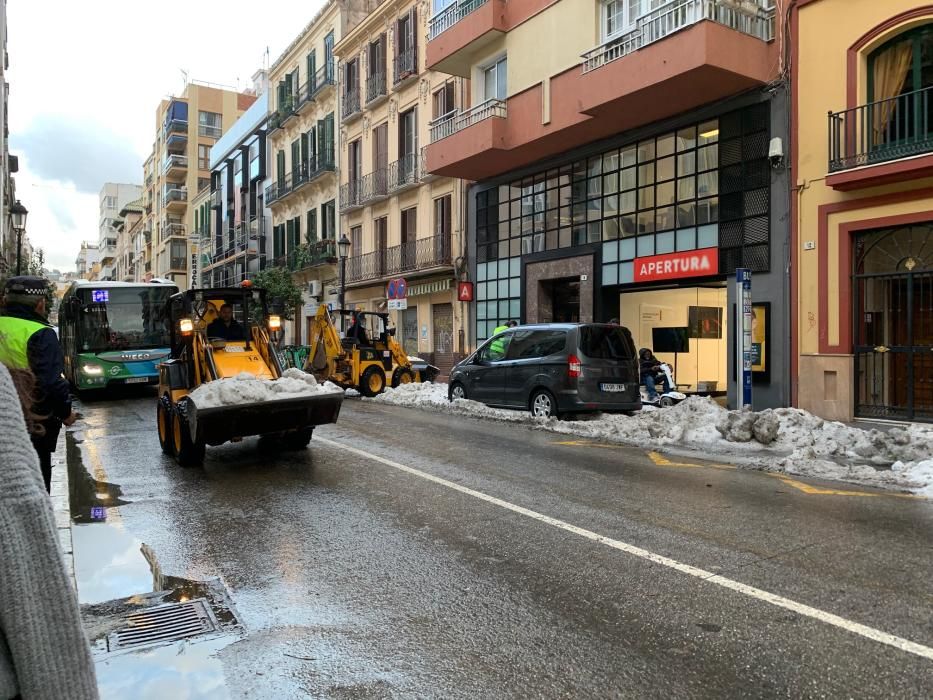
[769,137,784,168]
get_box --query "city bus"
[59,280,179,390]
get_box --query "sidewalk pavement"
[51,427,76,589]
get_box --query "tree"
[0,247,56,313]
[252,267,303,320]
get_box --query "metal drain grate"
[108,599,218,651]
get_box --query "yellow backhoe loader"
[304,306,438,397]
[156,285,343,466]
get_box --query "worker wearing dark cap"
[0,276,76,492]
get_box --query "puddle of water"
[72,523,154,605]
[67,431,130,524]
[94,635,233,700]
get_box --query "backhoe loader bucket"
[187,391,343,447]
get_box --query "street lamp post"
[10,200,29,276]
[337,233,351,333]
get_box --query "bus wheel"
[157,399,174,456]
[172,403,205,468]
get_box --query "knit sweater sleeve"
[0,365,99,700]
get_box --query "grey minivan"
[448,323,641,418]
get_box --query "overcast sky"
[8,0,323,271]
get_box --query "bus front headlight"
[81,364,103,376]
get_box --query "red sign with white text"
[457,281,474,302]
[633,247,719,283]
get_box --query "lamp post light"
[10,200,28,276]
[337,233,351,333]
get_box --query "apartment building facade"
[793,0,933,423]
[74,241,100,279]
[98,183,142,281]
[204,72,272,289]
[148,82,256,290]
[425,0,787,409]
[113,198,144,282]
[265,1,377,344]
[335,0,467,372]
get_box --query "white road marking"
[317,436,933,662]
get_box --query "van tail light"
[568,354,582,379]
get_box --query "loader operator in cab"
[346,312,369,345]
[207,303,246,341]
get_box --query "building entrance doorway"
[545,278,580,323]
[854,224,933,421]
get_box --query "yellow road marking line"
[552,440,625,449]
[768,473,919,499]
[647,451,736,471]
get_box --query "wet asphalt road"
[68,388,933,698]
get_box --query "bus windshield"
[77,286,175,352]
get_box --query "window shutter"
[307,127,317,169]
[276,150,286,182]
[317,119,326,166]
[410,6,417,65]
[277,81,285,110]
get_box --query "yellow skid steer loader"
[156,285,342,467]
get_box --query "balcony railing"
[429,99,505,143]
[828,86,933,172]
[265,155,337,204]
[163,222,186,238]
[342,87,362,120]
[388,153,420,192]
[582,0,775,74]
[162,188,188,206]
[287,239,338,271]
[163,118,188,138]
[366,70,387,105]
[169,257,187,271]
[309,62,336,100]
[393,47,418,86]
[359,167,389,203]
[198,124,223,139]
[340,179,362,212]
[162,154,188,174]
[428,0,490,40]
[345,234,452,283]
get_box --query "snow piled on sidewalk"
[189,368,343,408]
[371,383,933,496]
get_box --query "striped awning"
[407,278,453,297]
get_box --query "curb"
[50,427,76,590]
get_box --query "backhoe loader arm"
[305,305,347,380]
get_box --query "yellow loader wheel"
[360,365,387,397]
[172,400,206,468]
[157,399,175,456]
[392,367,415,388]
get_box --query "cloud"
[46,194,76,231]
[11,115,142,194]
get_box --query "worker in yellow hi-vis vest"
[0,276,76,492]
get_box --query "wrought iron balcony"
[828,86,933,172]
[428,0,490,40]
[342,88,362,121]
[429,100,505,143]
[345,234,452,283]
[309,62,336,100]
[287,239,338,271]
[582,0,774,74]
[339,179,362,212]
[359,167,389,204]
[393,47,418,86]
[388,153,420,192]
[366,70,387,106]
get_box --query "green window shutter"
[317,119,325,166]
[293,216,301,248]
[276,150,285,182]
[291,140,301,177]
[307,128,316,169]
[300,135,308,171]
[285,219,294,254]
[325,114,335,163]
[277,81,285,110]
[308,50,317,90]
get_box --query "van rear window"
[578,326,636,360]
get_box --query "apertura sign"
[633,247,719,283]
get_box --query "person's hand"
[63,412,79,427]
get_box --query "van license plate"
[125,377,149,384]
[600,383,626,392]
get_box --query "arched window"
[869,25,933,102]
[867,25,933,148]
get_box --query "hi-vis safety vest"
[489,325,509,356]
[0,316,48,369]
